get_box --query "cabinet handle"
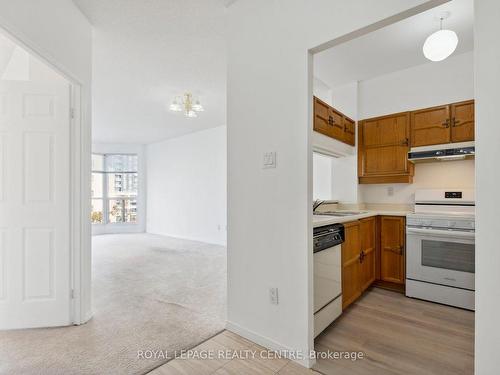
[452,118,461,127]
[442,119,450,128]
[359,250,365,263]
[386,246,403,255]
[328,116,334,126]
[401,138,409,146]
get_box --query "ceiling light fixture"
[169,92,204,118]
[423,13,458,62]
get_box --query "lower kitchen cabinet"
[341,218,376,310]
[380,216,406,284]
[360,217,376,291]
[341,215,405,310]
[342,221,361,310]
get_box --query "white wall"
[92,143,147,235]
[227,0,437,367]
[0,0,91,85]
[147,126,227,246]
[359,50,474,119]
[313,153,333,200]
[312,77,332,105]
[475,1,500,373]
[361,159,475,203]
[0,0,92,323]
[357,50,475,203]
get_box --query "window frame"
[91,153,139,225]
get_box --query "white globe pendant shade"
[423,29,458,62]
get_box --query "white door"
[0,80,72,329]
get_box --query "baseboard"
[146,230,227,247]
[225,320,315,369]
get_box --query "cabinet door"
[329,107,344,141]
[451,100,474,143]
[360,217,376,291]
[411,105,450,147]
[342,222,361,310]
[360,113,410,176]
[380,216,405,284]
[313,97,332,137]
[343,116,355,146]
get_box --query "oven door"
[406,227,475,290]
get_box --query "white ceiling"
[314,0,474,89]
[73,0,227,144]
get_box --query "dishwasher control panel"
[313,224,345,253]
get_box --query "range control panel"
[445,191,463,199]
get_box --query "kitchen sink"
[314,211,368,217]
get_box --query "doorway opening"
[310,0,475,373]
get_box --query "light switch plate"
[263,152,276,169]
[269,287,279,304]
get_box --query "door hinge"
[70,108,75,119]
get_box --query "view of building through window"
[91,154,138,224]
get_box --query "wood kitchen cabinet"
[341,218,377,310]
[410,100,475,147]
[451,100,475,143]
[341,216,405,309]
[358,112,414,184]
[313,96,356,146]
[359,217,376,291]
[313,97,332,138]
[343,116,356,146]
[380,216,405,285]
[342,221,361,310]
[410,105,451,147]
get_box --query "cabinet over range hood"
[408,141,475,163]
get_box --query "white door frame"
[0,25,91,326]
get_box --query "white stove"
[406,189,475,310]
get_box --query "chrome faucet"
[313,199,326,212]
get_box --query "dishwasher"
[313,223,344,337]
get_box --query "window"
[91,153,138,224]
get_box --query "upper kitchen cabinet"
[358,112,414,184]
[410,100,475,147]
[343,116,356,146]
[410,105,451,147]
[313,96,355,146]
[451,100,475,143]
[313,97,332,137]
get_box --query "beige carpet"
[0,233,227,375]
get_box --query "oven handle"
[406,227,475,239]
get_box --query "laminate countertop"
[313,210,411,228]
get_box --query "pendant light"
[423,14,458,62]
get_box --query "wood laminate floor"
[314,287,474,375]
[148,288,474,375]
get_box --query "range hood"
[408,141,475,163]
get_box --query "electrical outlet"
[387,186,394,196]
[269,287,279,305]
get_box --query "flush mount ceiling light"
[169,92,204,118]
[423,13,458,62]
